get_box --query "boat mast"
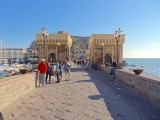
[3,41,5,63]
[18,49,19,63]
[11,48,13,66]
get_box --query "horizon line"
[123,57,160,59]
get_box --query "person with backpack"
[77,60,80,66]
[46,62,52,84]
[64,59,71,81]
[60,61,64,79]
[110,60,117,78]
[55,60,60,83]
[82,59,84,66]
[74,59,76,65]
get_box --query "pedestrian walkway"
[1,65,160,120]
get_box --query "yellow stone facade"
[35,31,125,65]
[36,32,72,63]
[88,34,125,65]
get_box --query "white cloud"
[124,50,160,58]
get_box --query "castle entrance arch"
[49,53,56,63]
[105,54,112,64]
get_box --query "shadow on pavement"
[72,67,160,120]
[70,68,84,72]
[0,113,4,120]
[83,75,89,76]
[75,80,92,83]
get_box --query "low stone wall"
[0,73,36,110]
[100,66,160,106]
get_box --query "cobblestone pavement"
[1,65,160,120]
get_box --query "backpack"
[59,64,61,69]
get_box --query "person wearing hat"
[38,59,47,87]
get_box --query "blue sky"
[0,0,160,58]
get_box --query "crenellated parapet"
[89,34,125,48]
[34,30,125,63]
[35,32,72,63]
[36,33,72,47]
[88,34,125,64]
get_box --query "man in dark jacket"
[112,60,117,79]
[55,60,60,83]
[113,60,117,67]
[46,62,52,84]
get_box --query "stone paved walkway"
[1,65,160,120]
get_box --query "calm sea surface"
[123,58,160,78]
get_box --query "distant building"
[70,36,90,58]
[30,41,37,50]
[26,48,32,59]
[29,40,38,62]
[0,48,27,63]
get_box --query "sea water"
[123,58,160,78]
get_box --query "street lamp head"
[118,28,122,37]
[41,27,47,36]
[45,31,49,37]
[114,31,118,38]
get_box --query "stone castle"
[33,30,125,65]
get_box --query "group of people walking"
[37,59,71,87]
[74,59,89,67]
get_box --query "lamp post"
[65,45,68,60]
[41,27,49,61]
[100,42,104,63]
[56,42,60,61]
[114,28,122,66]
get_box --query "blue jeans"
[65,69,70,80]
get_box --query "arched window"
[105,54,112,64]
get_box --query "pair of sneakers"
[56,78,60,83]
